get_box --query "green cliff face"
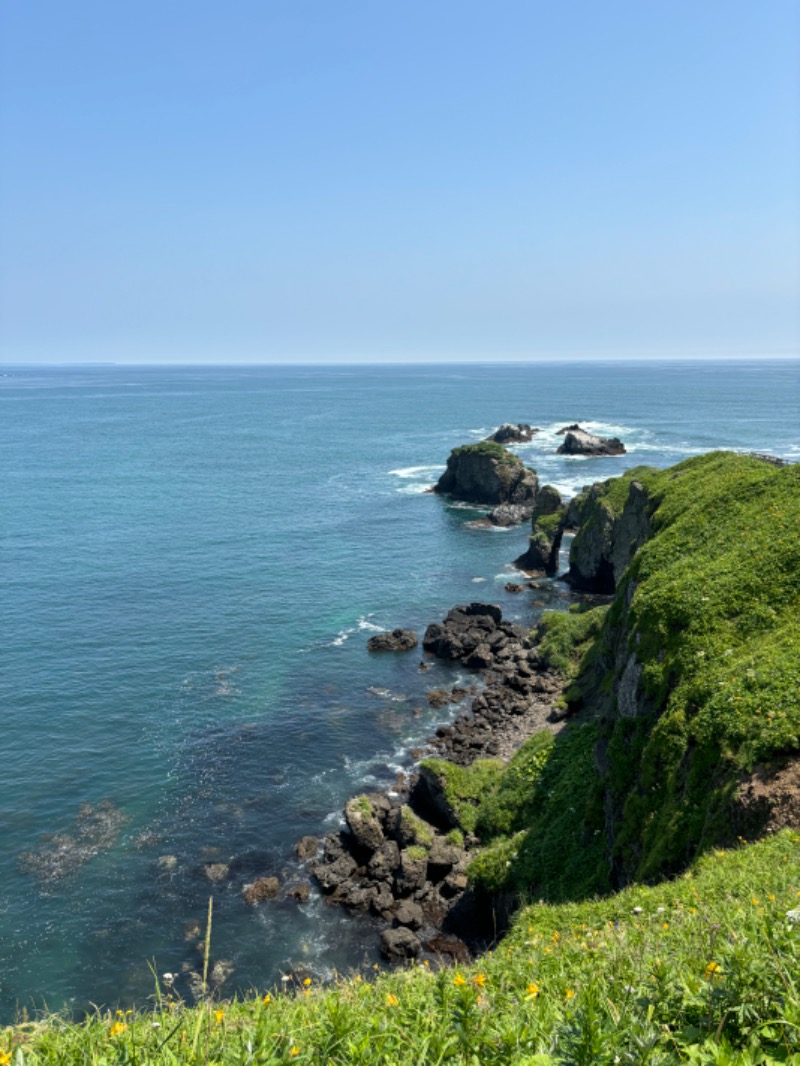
[457,452,800,902]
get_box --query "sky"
[1,1,798,365]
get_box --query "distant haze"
[1,0,798,365]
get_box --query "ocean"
[1,358,798,1020]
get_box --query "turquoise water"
[2,360,798,1019]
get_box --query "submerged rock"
[242,876,280,904]
[367,628,418,652]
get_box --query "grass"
[5,831,799,1064]
[449,441,520,467]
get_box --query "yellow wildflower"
[290,1047,300,1057]
[453,973,466,987]
[386,993,399,1007]
[109,1021,127,1037]
[473,973,487,988]
[565,989,575,1000]
[752,897,760,906]
[705,961,722,977]
[0,1054,11,1066]
[768,893,776,902]
[303,977,312,987]
[214,1009,224,1025]
[262,993,272,1005]
[662,922,669,930]
[526,982,540,998]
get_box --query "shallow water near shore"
[1,359,798,1020]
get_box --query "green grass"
[7,832,800,1064]
[418,758,505,834]
[450,441,520,467]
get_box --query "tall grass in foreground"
[3,831,799,1064]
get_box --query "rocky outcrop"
[242,876,280,904]
[566,478,652,593]
[514,485,567,576]
[422,603,526,668]
[434,442,538,514]
[367,629,419,652]
[486,423,539,444]
[557,428,626,456]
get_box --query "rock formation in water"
[434,442,538,526]
[485,423,539,444]
[556,427,626,456]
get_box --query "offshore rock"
[557,428,626,456]
[242,876,280,904]
[367,628,419,652]
[434,442,538,507]
[486,422,539,444]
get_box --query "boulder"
[242,876,280,904]
[288,881,311,903]
[556,423,582,435]
[395,850,429,895]
[368,839,401,882]
[486,503,533,527]
[380,927,421,960]
[311,853,357,893]
[367,628,418,652]
[434,442,538,506]
[394,899,425,929]
[344,794,388,853]
[486,423,538,444]
[557,429,626,456]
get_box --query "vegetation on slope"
[5,832,799,1063]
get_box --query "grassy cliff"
[5,452,800,1063]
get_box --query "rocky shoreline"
[293,600,572,965]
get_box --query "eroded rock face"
[367,629,419,652]
[434,443,538,509]
[486,423,539,444]
[513,484,567,576]
[567,479,651,593]
[557,429,626,456]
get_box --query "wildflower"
[786,908,800,925]
[386,993,399,1007]
[565,989,575,1000]
[453,973,466,987]
[0,1054,11,1066]
[262,993,272,1005]
[551,931,560,942]
[162,972,175,985]
[662,922,669,930]
[705,962,722,977]
[473,973,487,988]
[290,1047,300,1057]
[214,1009,224,1025]
[110,1021,127,1037]
[752,898,760,907]
[303,977,312,987]
[768,894,776,902]
[526,982,540,999]
[116,1009,124,1017]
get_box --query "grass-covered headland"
[5,453,800,1063]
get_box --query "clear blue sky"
[1,1,798,364]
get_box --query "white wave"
[396,482,435,495]
[388,464,443,479]
[471,576,487,583]
[357,615,384,632]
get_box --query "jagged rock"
[288,881,311,903]
[203,863,230,883]
[295,836,319,860]
[368,839,401,882]
[535,484,563,516]
[427,841,466,881]
[380,927,421,960]
[395,850,429,895]
[464,643,494,669]
[423,603,507,664]
[367,628,419,652]
[557,428,626,456]
[426,688,452,708]
[394,899,425,929]
[311,852,357,893]
[504,582,524,593]
[434,443,538,506]
[371,883,396,919]
[486,503,534,527]
[410,765,460,831]
[486,423,538,444]
[242,876,280,904]
[556,423,582,435]
[345,794,387,852]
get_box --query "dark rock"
[504,582,524,593]
[422,933,470,963]
[367,628,419,652]
[311,853,357,892]
[556,423,582,435]
[434,443,538,507]
[464,643,494,669]
[410,765,460,831]
[368,839,401,882]
[486,423,539,444]
[395,850,429,895]
[380,927,421,960]
[242,876,280,904]
[486,503,534,527]
[427,840,466,880]
[426,688,452,708]
[294,836,319,861]
[557,429,626,456]
[394,899,424,929]
[567,478,651,593]
[288,881,311,903]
